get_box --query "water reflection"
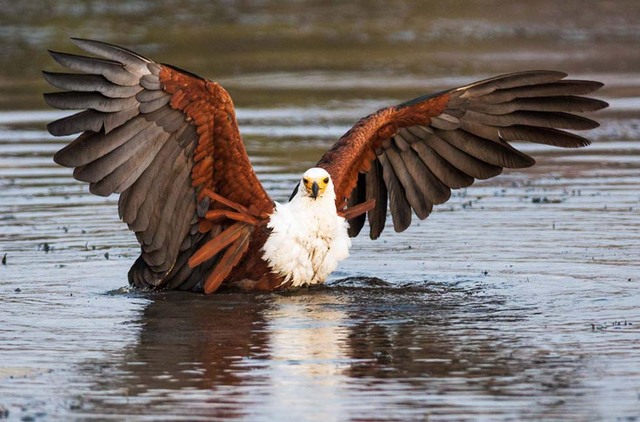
[264,292,351,414]
[68,279,604,420]
[76,292,272,419]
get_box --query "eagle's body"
[44,39,607,293]
[263,169,351,288]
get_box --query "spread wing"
[317,71,607,239]
[45,38,273,290]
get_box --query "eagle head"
[301,168,332,200]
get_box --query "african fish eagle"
[43,39,608,293]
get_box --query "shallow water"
[1,1,640,421]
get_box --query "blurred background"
[1,0,639,109]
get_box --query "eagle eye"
[323,177,329,184]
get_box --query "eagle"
[44,38,607,293]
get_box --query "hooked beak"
[311,181,319,199]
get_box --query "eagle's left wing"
[316,71,607,239]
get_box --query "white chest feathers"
[261,195,351,287]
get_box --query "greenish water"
[1,1,639,421]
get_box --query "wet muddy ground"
[1,1,640,420]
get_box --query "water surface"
[1,1,639,421]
